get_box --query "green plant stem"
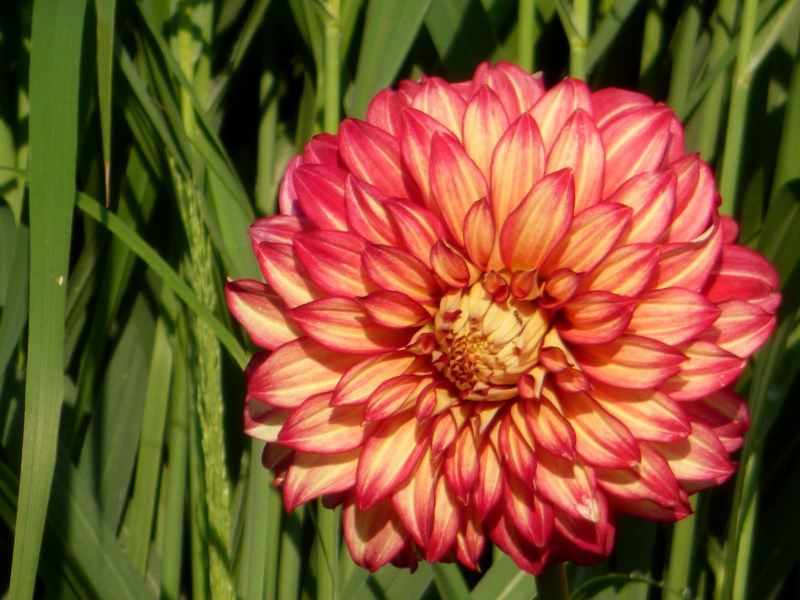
[664,495,704,598]
[324,0,341,133]
[696,0,740,162]
[718,0,760,216]
[570,0,591,80]
[534,562,570,600]
[315,502,340,600]
[667,0,701,115]
[639,0,667,92]
[518,0,536,72]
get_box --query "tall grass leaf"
[431,562,471,600]
[75,193,248,368]
[77,295,153,529]
[469,553,536,600]
[48,450,159,599]
[94,0,116,204]
[208,0,273,115]
[586,0,642,73]
[160,339,190,600]
[570,574,664,600]
[124,294,176,573]
[0,217,28,383]
[344,563,434,600]
[424,0,498,79]
[9,0,88,597]
[346,0,434,118]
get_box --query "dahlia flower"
[226,62,779,574]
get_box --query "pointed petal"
[535,451,600,523]
[399,107,452,208]
[700,299,775,358]
[362,244,441,302]
[572,335,685,389]
[523,396,577,461]
[596,443,689,520]
[283,450,359,510]
[444,421,480,503]
[500,169,574,271]
[591,383,691,443]
[290,297,414,354]
[425,472,462,562]
[562,392,641,469]
[356,411,430,509]
[472,61,546,118]
[653,223,723,292]
[226,279,302,349]
[704,244,779,304]
[558,291,635,345]
[430,132,489,246]
[366,88,411,136]
[360,290,431,329]
[503,473,552,547]
[529,78,593,150]
[498,414,537,487]
[302,132,339,164]
[487,505,550,574]
[578,243,660,296]
[489,114,546,228]
[663,154,718,242]
[386,197,450,264]
[364,375,427,422]
[658,340,745,401]
[345,176,400,246]
[338,119,409,198]
[294,230,375,297]
[591,87,653,127]
[652,422,734,492]
[343,498,409,572]
[541,202,631,276]
[681,389,749,452]
[475,433,504,518]
[246,338,360,408]
[254,243,325,308]
[628,288,721,346]
[392,447,436,547]
[333,351,420,406]
[412,77,468,138]
[430,240,473,288]
[608,170,677,244]
[546,109,605,213]
[244,400,290,442]
[249,214,309,245]
[279,393,367,453]
[462,85,510,177]
[462,198,495,270]
[293,164,349,230]
[600,106,674,196]
[456,505,485,570]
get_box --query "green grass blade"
[469,553,536,600]
[424,0,498,79]
[586,0,642,73]
[431,562,471,600]
[75,193,248,368]
[346,0,434,118]
[94,0,116,204]
[9,0,87,597]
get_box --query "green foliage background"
[1,0,799,598]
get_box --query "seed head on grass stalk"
[227,62,779,575]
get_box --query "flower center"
[426,277,550,401]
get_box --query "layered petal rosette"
[227,62,780,574]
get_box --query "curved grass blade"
[75,193,248,369]
[9,0,87,597]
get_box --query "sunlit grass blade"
[125,293,176,573]
[431,562,471,600]
[9,0,88,597]
[424,0,498,78]
[75,193,248,368]
[469,553,536,600]
[346,0,434,118]
[94,0,116,204]
[0,215,28,385]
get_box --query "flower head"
[227,62,780,573]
